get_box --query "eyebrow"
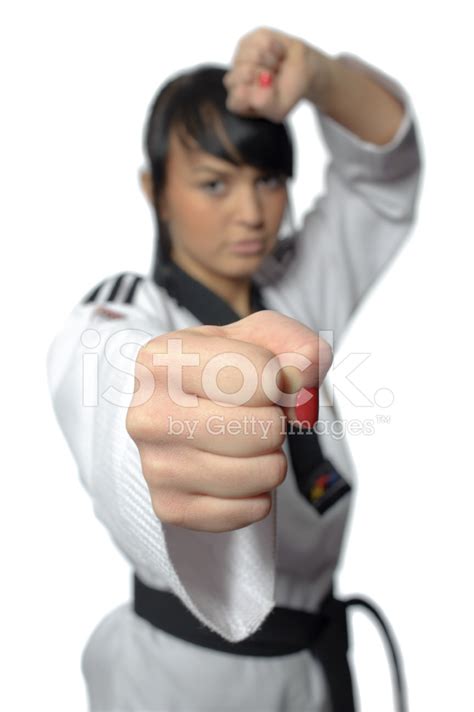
[191,165,235,176]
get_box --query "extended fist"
[126,310,332,533]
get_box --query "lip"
[228,239,266,255]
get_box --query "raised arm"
[303,44,405,146]
[223,28,423,346]
[286,50,422,346]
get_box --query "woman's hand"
[126,310,332,533]
[223,26,332,122]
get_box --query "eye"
[258,173,285,188]
[201,179,226,194]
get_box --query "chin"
[223,254,266,278]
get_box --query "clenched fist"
[222,26,332,122]
[126,310,333,533]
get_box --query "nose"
[235,184,265,228]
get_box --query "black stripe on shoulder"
[123,275,143,304]
[81,280,106,304]
[105,273,127,303]
[81,272,144,307]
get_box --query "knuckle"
[151,488,184,526]
[126,405,158,444]
[143,451,173,486]
[125,407,138,440]
[317,336,334,372]
[256,26,271,41]
[223,72,233,88]
[139,336,163,362]
[268,407,286,448]
[258,28,275,51]
[251,493,273,522]
[257,450,287,489]
[150,493,168,522]
[230,62,254,83]
[128,404,167,443]
[151,406,173,437]
[255,411,285,452]
[244,65,256,81]
[319,335,334,360]
[252,90,271,111]
[136,341,151,362]
[273,450,288,486]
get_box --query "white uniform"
[46,53,422,712]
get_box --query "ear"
[139,169,169,219]
[139,169,155,205]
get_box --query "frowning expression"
[152,127,288,282]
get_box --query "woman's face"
[141,127,288,283]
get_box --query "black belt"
[133,574,407,712]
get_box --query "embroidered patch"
[304,459,351,515]
[93,305,125,320]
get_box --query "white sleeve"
[46,274,276,642]
[277,52,422,348]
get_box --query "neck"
[170,250,253,318]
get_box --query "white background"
[1,2,473,710]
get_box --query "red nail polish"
[258,71,272,87]
[295,387,319,428]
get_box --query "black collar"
[153,257,267,326]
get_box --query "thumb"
[223,310,333,426]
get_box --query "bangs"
[146,65,294,180]
[175,98,294,179]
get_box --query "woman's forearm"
[303,47,405,145]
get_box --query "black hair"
[142,63,295,273]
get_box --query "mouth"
[228,239,266,255]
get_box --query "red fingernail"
[258,70,272,87]
[295,387,319,428]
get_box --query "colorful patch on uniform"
[93,305,125,320]
[306,460,351,515]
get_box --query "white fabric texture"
[46,52,422,710]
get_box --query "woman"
[47,26,421,712]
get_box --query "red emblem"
[94,305,124,320]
